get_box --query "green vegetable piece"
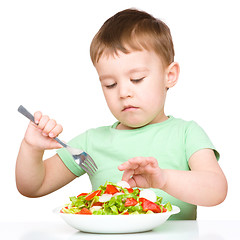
[164,202,172,211]
[146,210,154,214]
[156,196,163,204]
[110,205,119,215]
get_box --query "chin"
[122,120,149,129]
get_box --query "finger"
[34,111,42,124]
[131,157,159,169]
[42,137,63,149]
[120,157,148,171]
[42,119,57,136]
[146,157,159,168]
[49,124,63,138]
[121,169,134,182]
[118,157,142,171]
[133,158,159,175]
[132,166,146,175]
[37,115,49,132]
[48,138,63,149]
[127,177,137,188]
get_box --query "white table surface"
[0,220,239,240]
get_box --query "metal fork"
[18,105,98,176]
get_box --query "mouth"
[122,105,139,112]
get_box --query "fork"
[18,105,98,176]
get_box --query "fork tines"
[79,153,98,176]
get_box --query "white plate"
[53,205,180,233]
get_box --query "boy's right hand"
[23,111,63,151]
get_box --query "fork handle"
[18,105,67,148]
[53,137,67,148]
[18,105,35,122]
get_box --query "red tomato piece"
[76,208,92,215]
[125,198,138,207]
[123,211,129,215]
[126,188,134,193]
[105,185,119,194]
[92,202,103,206]
[77,193,88,197]
[85,190,102,201]
[139,198,161,213]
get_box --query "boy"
[16,9,227,220]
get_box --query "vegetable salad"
[60,181,172,215]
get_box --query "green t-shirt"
[57,116,219,220]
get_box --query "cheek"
[142,82,165,105]
[103,91,118,112]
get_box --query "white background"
[0,0,239,222]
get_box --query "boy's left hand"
[118,157,166,189]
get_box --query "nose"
[118,81,133,99]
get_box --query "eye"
[106,83,117,89]
[130,77,145,83]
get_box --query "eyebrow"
[99,67,149,81]
[128,67,149,74]
[99,74,114,81]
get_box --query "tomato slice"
[105,185,119,194]
[121,188,133,193]
[76,208,92,215]
[139,198,161,213]
[125,198,138,207]
[77,193,88,198]
[85,190,102,201]
[92,202,103,206]
[126,188,134,193]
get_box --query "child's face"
[95,49,172,130]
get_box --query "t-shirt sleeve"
[56,131,88,177]
[185,121,220,161]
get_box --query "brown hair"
[90,8,175,67]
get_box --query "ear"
[165,62,180,89]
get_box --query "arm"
[118,149,228,206]
[16,112,76,197]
